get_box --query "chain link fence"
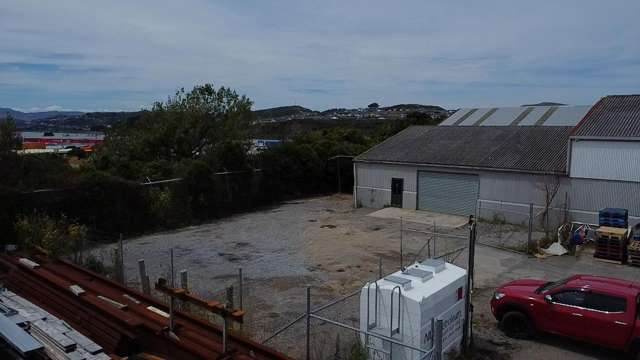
[477,200,570,253]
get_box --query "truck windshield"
[535,277,571,293]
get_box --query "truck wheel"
[501,311,534,339]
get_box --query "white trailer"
[360,259,467,360]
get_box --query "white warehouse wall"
[570,140,640,182]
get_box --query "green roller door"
[418,172,479,216]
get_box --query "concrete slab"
[367,207,468,228]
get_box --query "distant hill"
[0,107,84,121]
[381,104,445,112]
[254,105,317,120]
[521,102,567,107]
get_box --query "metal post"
[306,287,311,360]
[119,234,124,284]
[400,217,403,270]
[169,249,175,332]
[378,257,383,279]
[433,221,437,258]
[238,268,243,310]
[138,259,150,295]
[527,203,534,254]
[337,156,341,193]
[223,317,229,353]
[462,216,477,351]
[112,247,119,282]
[435,319,443,360]
[180,269,189,312]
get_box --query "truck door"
[545,290,590,340]
[584,292,630,350]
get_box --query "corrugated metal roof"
[441,105,590,127]
[572,95,640,137]
[355,125,572,174]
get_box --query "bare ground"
[92,195,640,359]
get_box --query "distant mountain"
[254,105,317,119]
[0,107,84,122]
[521,102,567,107]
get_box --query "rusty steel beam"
[0,254,292,360]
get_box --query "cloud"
[1,0,639,110]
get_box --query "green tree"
[0,114,22,187]
[95,84,254,180]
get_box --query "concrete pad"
[367,207,468,228]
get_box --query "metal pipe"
[378,257,382,279]
[309,314,433,355]
[462,216,477,351]
[435,319,443,360]
[433,221,437,258]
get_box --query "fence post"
[400,217,404,270]
[433,220,437,258]
[238,268,243,310]
[462,215,476,352]
[138,259,151,295]
[119,234,124,284]
[378,257,383,279]
[180,269,189,312]
[169,248,175,333]
[306,287,311,360]
[435,319,443,360]
[527,203,534,253]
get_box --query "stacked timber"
[594,226,628,264]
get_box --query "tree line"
[0,84,441,251]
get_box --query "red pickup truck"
[490,274,640,358]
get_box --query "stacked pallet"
[599,208,629,228]
[629,240,640,267]
[595,226,628,264]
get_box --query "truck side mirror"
[544,295,553,303]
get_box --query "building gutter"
[352,159,567,176]
[570,136,640,141]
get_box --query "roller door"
[418,172,479,216]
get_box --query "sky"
[1,1,640,112]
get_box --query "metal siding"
[568,178,640,216]
[356,163,416,191]
[570,140,640,182]
[355,163,417,209]
[418,172,479,216]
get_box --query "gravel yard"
[92,195,640,359]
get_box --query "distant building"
[20,131,104,149]
[354,98,640,225]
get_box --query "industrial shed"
[354,99,640,225]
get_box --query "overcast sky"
[1,1,640,112]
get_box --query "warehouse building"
[353,97,640,225]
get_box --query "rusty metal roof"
[355,125,572,174]
[572,95,640,138]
